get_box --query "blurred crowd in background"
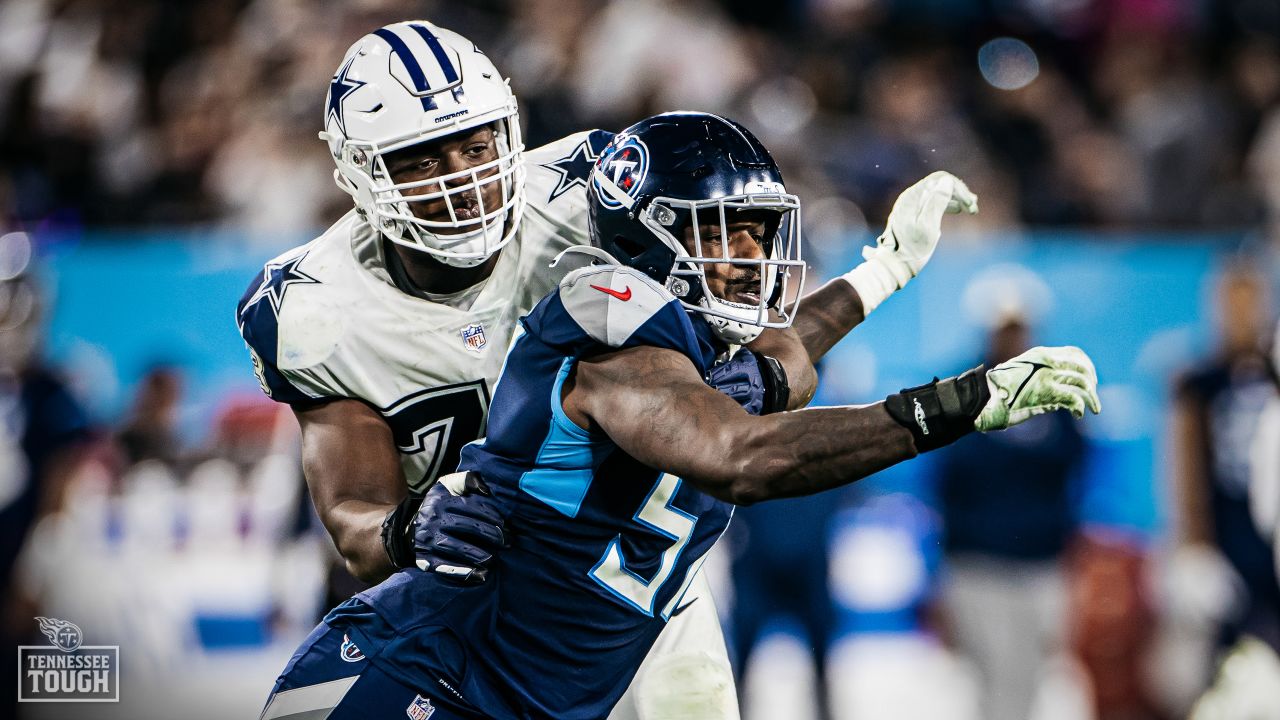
[2,1,1280,719]
[2,0,1280,245]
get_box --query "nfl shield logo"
[406,695,435,720]
[460,323,487,353]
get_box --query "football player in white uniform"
[239,20,981,720]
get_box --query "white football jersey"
[237,130,614,492]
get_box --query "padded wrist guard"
[884,364,989,452]
[758,354,790,415]
[381,494,423,570]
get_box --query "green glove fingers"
[975,345,1102,432]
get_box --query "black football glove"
[412,471,507,585]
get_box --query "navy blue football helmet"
[587,112,805,344]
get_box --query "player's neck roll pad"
[884,364,989,452]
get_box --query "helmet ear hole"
[613,235,646,262]
[611,234,675,280]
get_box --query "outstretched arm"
[567,343,1098,506]
[567,345,917,505]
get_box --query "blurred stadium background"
[3,0,1280,718]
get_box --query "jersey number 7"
[382,381,490,493]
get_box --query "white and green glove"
[975,346,1101,432]
[843,170,979,315]
[883,344,1099,452]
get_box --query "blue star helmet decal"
[326,55,367,136]
[240,253,321,319]
[542,130,614,202]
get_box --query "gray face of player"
[383,125,503,237]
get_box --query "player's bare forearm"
[295,400,407,583]
[568,346,917,506]
[748,326,816,408]
[729,403,916,502]
[789,277,866,363]
[316,498,401,583]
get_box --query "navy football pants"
[260,620,469,720]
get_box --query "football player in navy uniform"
[258,112,1101,720]
[238,22,799,720]
[0,236,93,716]
[1177,266,1280,718]
[240,21,985,720]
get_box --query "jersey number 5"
[589,473,701,619]
[382,381,490,493]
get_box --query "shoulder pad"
[525,129,614,167]
[558,265,678,347]
[235,251,329,405]
[525,130,615,205]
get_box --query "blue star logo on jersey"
[542,139,600,202]
[241,253,320,318]
[326,56,366,136]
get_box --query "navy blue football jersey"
[336,263,738,719]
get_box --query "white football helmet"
[320,21,526,267]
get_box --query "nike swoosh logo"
[1007,361,1051,405]
[590,284,632,302]
[986,360,1051,408]
[670,597,698,617]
